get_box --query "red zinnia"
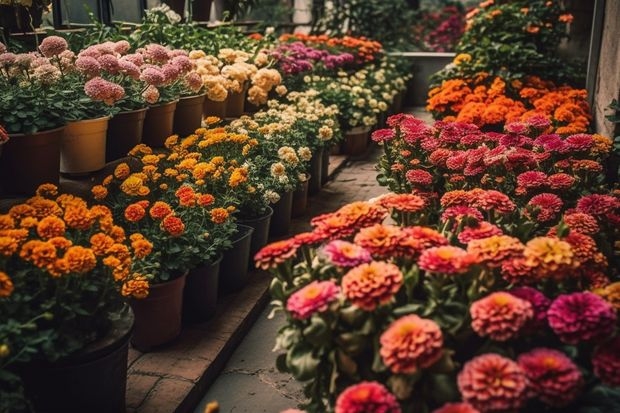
[527,193,563,222]
[254,239,298,270]
[457,221,503,244]
[335,381,401,413]
[470,292,533,341]
[406,169,433,186]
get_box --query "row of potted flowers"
[260,113,619,412]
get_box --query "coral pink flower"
[144,43,171,63]
[379,314,443,374]
[508,286,550,331]
[378,193,425,213]
[98,54,120,74]
[547,292,616,344]
[470,292,533,341]
[418,246,476,274]
[547,173,575,190]
[406,169,433,186]
[286,280,340,320]
[429,148,453,167]
[457,221,503,244]
[335,381,401,413]
[516,171,547,193]
[472,190,515,214]
[322,240,371,267]
[353,224,404,259]
[467,235,524,268]
[342,261,403,311]
[441,206,484,225]
[39,36,68,57]
[565,133,594,151]
[432,403,479,413]
[371,128,395,143]
[527,193,563,222]
[254,239,298,270]
[457,354,528,413]
[562,212,599,235]
[504,121,529,134]
[517,348,582,407]
[118,59,141,79]
[142,85,160,104]
[75,56,101,77]
[592,336,620,387]
[399,226,448,257]
[576,194,619,217]
[293,231,328,247]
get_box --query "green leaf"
[302,316,331,347]
[286,342,321,381]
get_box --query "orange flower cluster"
[279,33,383,63]
[311,201,388,240]
[342,261,403,311]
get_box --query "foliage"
[409,2,466,52]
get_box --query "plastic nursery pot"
[220,224,254,293]
[106,108,147,163]
[142,100,178,148]
[60,116,109,175]
[309,146,324,195]
[183,254,223,322]
[269,190,294,238]
[173,93,207,137]
[237,206,273,265]
[322,144,332,185]
[292,177,310,218]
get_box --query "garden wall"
[594,0,620,137]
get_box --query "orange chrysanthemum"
[342,261,403,311]
[210,208,229,224]
[161,215,185,237]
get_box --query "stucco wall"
[594,0,620,137]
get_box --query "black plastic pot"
[220,224,254,293]
[183,254,223,322]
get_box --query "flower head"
[467,235,524,268]
[286,280,340,320]
[335,381,401,413]
[508,286,550,331]
[380,314,443,374]
[378,193,425,213]
[457,353,528,413]
[353,224,404,259]
[592,336,620,387]
[457,221,503,244]
[547,292,616,344]
[406,169,433,186]
[161,215,185,237]
[0,271,14,297]
[517,348,582,407]
[522,237,577,279]
[254,239,298,270]
[432,403,479,413]
[527,193,563,223]
[470,292,533,341]
[39,36,68,57]
[342,261,403,311]
[418,246,476,274]
[322,240,372,267]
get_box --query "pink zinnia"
[547,292,617,345]
[39,36,68,57]
[504,121,529,135]
[517,348,582,407]
[387,113,413,128]
[428,148,453,167]
[254,239,298,270]
[592,336,620,387]
[457,221,503,244]
[379,314,443,374]
[322,240,371,267]
[470,292,533,341]
[547,173,575,190]
[398,226,449,257]
[508,286,550,331]
[371,128,395,143]
[472,190,515,214]
[406,169,433,186]
[527,193,563,222]
[286,280,340,320]
[432,403,479,413]
[565,133,594,151]
[418,246,476,274]
[335,381,401,413]
[525,114,551,130]
[457,353,528,413]
[516,171,547,192]
[576,194,619,217]
[441,206,484,225]
[563,212,599,235]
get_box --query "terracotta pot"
[237,206,273,264]
[0,127,63,196]
[60,116,109,175]
[220,224,254,293]
[129,272,187,351]
[309,146,323,194]
[343,126,371,156]
[292,178,310,218]
[106,108,147,162]
[174,93,207,137]
[183,254,222,322]
[142,100,178,148]
[16,306,134,413]
[203,97,227,118]
[269,190,293,237]
[224,86,248,118]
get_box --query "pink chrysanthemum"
[184,72,203,93]
[162,63,181,82]
[322,240,372,267]
[121,53,144,67]
[144,43,170,63]
[113,40,131,54]
[0,42,6,54]
[371,128,395,143]
[527,193,563,222]
[286,280,340,320]
[84,77,125,104]
[171,55,193,72]
[592,336,620,387]
[75,56,101,77]
[39,36,68,57]
[470,292,533,341]
[140,67,166,86]
[457,221,503,244]
[342,261,403,311]
[117,59,141,79]
[387,113,413,128]
[335,381,401,413]
[379,314,443,374]
[576,194,619,217]
[547,292,617,344]
[517,348,582,407]
[97,54,120,74]
[418,246,476,274]
[458,354,527,413]
[508,286,550,331]
[406,169,433,186]
[254,239,298,270]
[432,403,480,413]
[547,173,575,190]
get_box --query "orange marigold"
[198,194,215,207]
[64,204,95,230]
[0,236,20,256]
[64,246,97,274]
[149,201,173,220]
[0,271,14,297]
[91,185,108,200]
[161,215,185,237]
[20,240,57,268]
[124,203,146,223]
[342,261,403,311]
[36,215,66,240]
[35,183,58,198]
[121,275,150,299]
[114,162,131,179]
[210,208,229,224]
[0,214,15,230]
[90,233,116,256]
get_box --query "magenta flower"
[592,336,620,387]
[286,280,340,320]
[322,240,372,268]
[508,286,550,331]
[371,128,395,143]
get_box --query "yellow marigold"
[91,185,108,200]
[121,275,149,299]
[109,226,127,243]
[141,165,160,180]
[8,204,35,220]
[0,215,15,230]
[0,271,14,297]
[19,217,38,229]
[211,156,225,166]
[175,173,189,182]
[64,246,97,274]
[181,135,197,148]
[128,144,152,156]
[177,158,198,171]
[192,162,215,180]
[90,233,116,256]
[120,174,144,196]
[64,205,95,230]
[167,152,180,161]
[0,236,19,256]
[20,240,57,268]
[35,183,59,198]
[453,54,472,65]
[590,134,612,156]
[36,215,66,239]
[229,167,248,187]
[142,154,160,165]
[594,282,620,310]
[210,208,229,224]
[164,135,179,148]
[114,163,131,179]
[131,238,153,259]
[523,237,578,279]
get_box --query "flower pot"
[106,108,147,162]
[142,100,178,148]
[343,126,371,156]
[321,145,331,185]
[224,86,248,118]
[183,254,222,322]
[16,306,134,413]
[60,116,109,175]
[174,93,207,137]
[309,146,323,195]
[203,97,227,118]
[220,224,254,293]
[269,190,293,237]
[391,91,404,114]
[238,206,273,264]
[129,272,187,351]
[0,127,63,196]
[292,177,310,218]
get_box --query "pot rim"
[66,115,111,125]
[148,99,180,108]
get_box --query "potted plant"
[172,59,208,137]
[0,184,152,412]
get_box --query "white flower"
[298,147,312,161]
[264,190,280,204]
